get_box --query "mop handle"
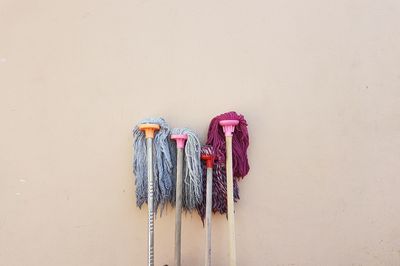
[226,135,236,266]
[175,147,183,266]
[139,124,160,266]
[219,119,239,266]
[146,137,155,266]
[201,148,214,266]
[205,166,213,266]
[171,134,187,266]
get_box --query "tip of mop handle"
[219,119,240,136]
[171,134,188,148]
[138,123,160,139]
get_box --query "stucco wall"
[1,0,400,265]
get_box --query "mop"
[206,111,249,266]
[133,118,175,266]
[171,128,203,266]
[200,145,215,266]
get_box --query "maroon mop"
[205,111,250,266]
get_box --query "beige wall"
[1,0,400,265]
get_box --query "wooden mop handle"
[226,135,237,266]
[171,134,187,266]
[219,119,239,266]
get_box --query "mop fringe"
[207,111,249,178]
[133,118,176,212]
[171,128,203,211]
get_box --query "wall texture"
[1,0,400,265]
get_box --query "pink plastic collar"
[219,120,239,136]
[171,134,188,148]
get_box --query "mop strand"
[171,128,203,211]
[201,145,214,158]
[133,118,176,211]
[205,111,249,215]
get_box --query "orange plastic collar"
[138,123,160,139]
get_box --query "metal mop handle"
[219,120,240,266]
[205,166,213,266]
[139,124,160,266]
[171,134,188,266]
[146,137,155,266]
[201,149,214,266]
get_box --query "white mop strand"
[171,128,203,211]
[133,118,176,211]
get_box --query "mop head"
[205,111,249,215]
[133,118,176,212]
[207,111,249,177]
[171,128,203,211]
